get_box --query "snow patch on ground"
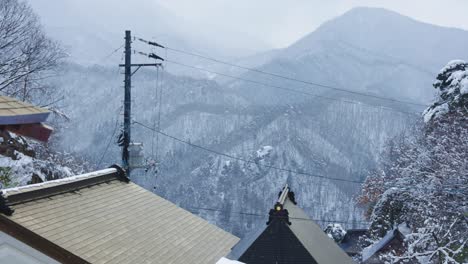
[0,153,35,187]
[0,153,74,188]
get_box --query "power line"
[97,106,123,168]
[101,44,125,62]
[155,51,165,162]
[133,120,366,184]
[188,206,370,225]
[164,46,429,108]
[165,59,420,116]
[151,67,159,159]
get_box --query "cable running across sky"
[133,120,366,184]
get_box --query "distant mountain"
[228,7,468,105]
[287,7,468,72]
[51,7,468,238]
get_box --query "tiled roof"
[0,167,239,264]
[0,96,50,125]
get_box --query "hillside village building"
[0,96,53,142]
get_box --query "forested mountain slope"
[54,8,468,237]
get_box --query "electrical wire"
[101,44,125,62]
[155,50,165,162]
[96,106,123,168]
[133,120,366,184]
[136,37,427,110]
[188,205,370,225]
[165,59,420,116]
[164,46,429,108]
[151,66,159,159]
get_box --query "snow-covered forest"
[358,60,467,263]
[0,0,467,263]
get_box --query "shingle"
[3,170,239,264]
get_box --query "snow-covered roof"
[361,223,409,262]
[361,228,396,262]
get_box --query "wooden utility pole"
[119,30,163,177]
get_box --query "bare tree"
[0,0,65,104]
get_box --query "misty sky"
[158,0,468,48]
[29,0,468,50]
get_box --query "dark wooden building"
[226,185,355,264]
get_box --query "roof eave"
[0,214,89,263]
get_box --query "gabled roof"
[0,166,239,264]
[227,185,355,264]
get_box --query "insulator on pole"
[137,37,165,48]
[149,53,164,61]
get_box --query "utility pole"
[119,30,163,177]
[122,30,132,176]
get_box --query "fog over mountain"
[27,0,271,67]
[44,7,468,237]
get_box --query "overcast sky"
[29,0,468,50]
[157,0,468,48]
